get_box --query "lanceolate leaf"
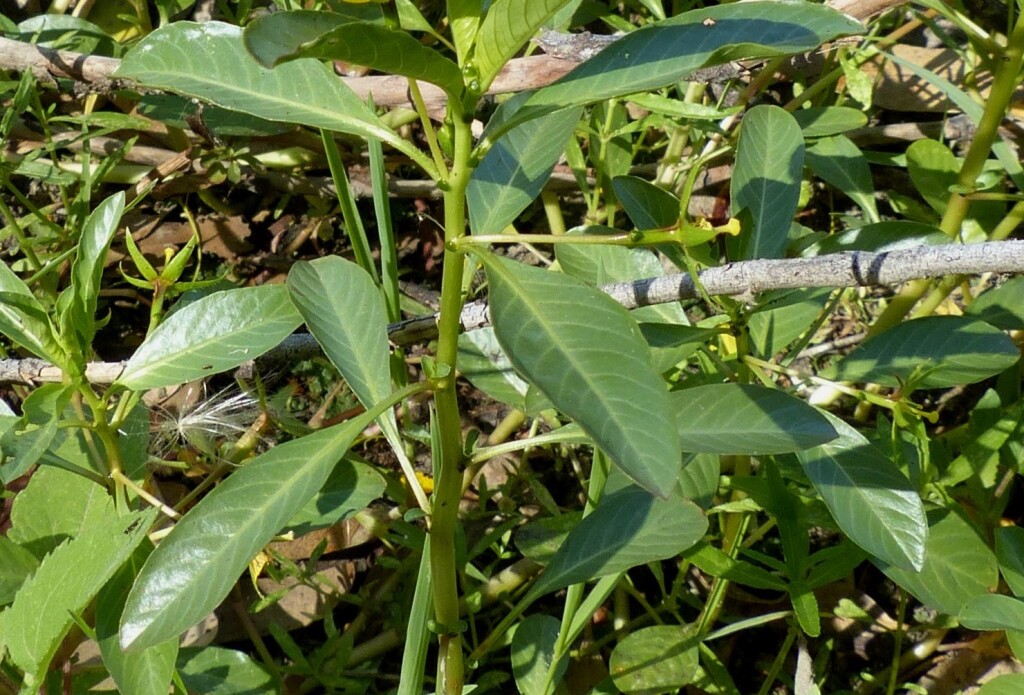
[115,22,436,178]
[120,409,381,651]
[246,13,462,95]
[66,192,125,348]
[523,3,862,112]
[473,0,576,90]
[673,384,837,455]
[0,505,155,685]
[0,261,63,364]
[243,8,384,68]
[796,413,927,571]
[528,487,707,598]
[118,285,303,391]
[730,105,804,260]
[479,253,681,496]
[833,316,1020,389]
[468,101,582,235]
[611,175,680,230]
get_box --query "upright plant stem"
[868,10,1024,335]
[430,105,475,695]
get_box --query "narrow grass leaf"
[673,384,837,454]
[119,410,379,651]
[115,22,436,177]
[797,413,926,571]
[730,105,804,260]
[529,487,706,598]
[118,285,303,390]
[480,253,681,496]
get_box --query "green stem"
[430,103,475,695]
[869,10,1024,336]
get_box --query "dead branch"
[2,240,1022,385]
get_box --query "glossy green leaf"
[791,106,867,137]
[805,221,947,255]
[0,505,154,684]
[66,192,124,348]
[473,0,576,90]
[977,674,1024,695]
[512,614,566,695]
[115,22,436,178]
[672,383,837,455]
[529,487,707,598]
[177,646,278,694]
[118,285,302,390]
[966,277,1024,331]
[996,526,1024,597]
[609,625,700,692]
[959,594,1024,631]
[120,410,379,651]
[875,508,997,615]
[246,13,462,95]
[96,545,179,695]
[524,3,861,112]
[730,105,804,260]
[805,135,879,223]
[797,413,926,571]
[480,253,681,496]
[284,458,385,536]
[626,92,740,121]
[833,316,1020,389]
[0,536,38,606]
[468,102,582,235]
[243,9,382,67]
[611,175,680,230]
[448,0,482,64]
[0,262,62,362]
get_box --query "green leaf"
[730,105,804,260]
[791,106,868,137]
[685,541,787,591]
[0,536,38,606]
[448,0,482,65]
[0,505,155,684]
[611,175,680,230]
[6,463,111,560]
[875,508,997,615]
[977,674,1024,695]
[468,101,582,235]
[672,383,837,455]
[243,9,382,67]
[118,285,302,390]
[996,526,1024,597]
[524,3,861,112]
[906,138,958,214]
[511,615,566,695]
[832,316,1020,389]
[472,0,576,90]
[457,327,531,411]
[805,135,879,223]
[177,646,278,694]
[529,487,706,598]
[0,261,62,363]
[96,545,179,695]
[608,625,700,692]
[479,253,681,496]
[65,192,125,349]
[119,409,379,651]
[966,277,1024,331]
[804,221,947,255]
[287,258,390,410]
[284,458,386,536]
[115,21,436,178]
[245,13,463,95]
[797,413,926,572]
[959,594,1024,631]
[746,288,831,359]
